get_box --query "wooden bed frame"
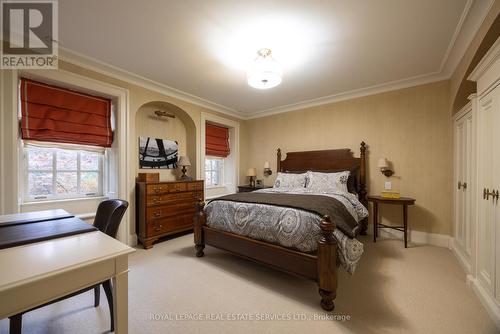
[194,142,367,311]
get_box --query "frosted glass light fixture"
[247,48,282,89]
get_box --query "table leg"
[373,202,378,242]
[113,256,129,334]
[403,204,408,248]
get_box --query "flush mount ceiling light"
[247,48,282,89]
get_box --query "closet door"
[454,111,472,261]
[477,91,496,295]
[454,116,466,251]
[494,87,500,303]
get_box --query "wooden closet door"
[477,91,496,295]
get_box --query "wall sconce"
[378,157,394,177]
[263,161,272,176]
[247,168,257,187]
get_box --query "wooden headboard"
[276,142,367,207]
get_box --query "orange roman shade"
[206,123,230,157]
[20,78,113,147]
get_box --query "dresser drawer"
[146,184,169,195]
[146,203,197,220]
[146,214,194,237]
[147,192,198,206]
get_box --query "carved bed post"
[277,148,282,173]
[359,141,368,235]
[317,215,337,311]
[194,201,206,257]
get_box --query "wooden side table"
[367,195,416,248]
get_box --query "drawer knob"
[153,211,161,217]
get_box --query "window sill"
[205,185,228,190]
[21,196,109,207]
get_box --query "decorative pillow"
[273,172,307,190]
[306,171,350,194]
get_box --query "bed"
[194,142,368,311]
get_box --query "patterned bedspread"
[205,188,368,274]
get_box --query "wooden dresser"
[136,180,204,249]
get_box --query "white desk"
[0,231,135,333]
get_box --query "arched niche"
[452,14,500,112]
[135,101,197,180]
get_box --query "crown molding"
[441,0,496,77]
[468,36,500,82]
[58,47,244,119]
[246,71,448,119]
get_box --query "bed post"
[317,215,337,311]
[277,148,282,172]
[359,141,368,235]
[194,201,206,257]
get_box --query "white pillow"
[273,172,307,190]
[306,171,350,194]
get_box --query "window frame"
[22,145,105,203]
[204,156,225,188]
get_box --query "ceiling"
[59,0,473,117]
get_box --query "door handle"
[458,181,462,189]
[483,188,497,201]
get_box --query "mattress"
[205,188,368,274]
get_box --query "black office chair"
[9,199,129,334]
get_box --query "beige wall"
[240,80,452,235]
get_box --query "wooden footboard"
[193,201,338,311]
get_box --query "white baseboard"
[450,239,472,274]
[470,278,500,329]
[128,233,138,247]
[369,224,451,248]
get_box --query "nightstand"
[237,185,272,193]
[367,195,416,248]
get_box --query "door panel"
[477,93,495,294]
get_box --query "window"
[24,146,104,202]
[205,157,224,187]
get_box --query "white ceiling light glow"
[247,48,282,89]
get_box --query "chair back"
[93,199,129,239]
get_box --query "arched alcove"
[452,13,500,112]
[135,101,197,180]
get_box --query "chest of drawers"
[136,180,204,249]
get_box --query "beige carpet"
[0,234,497,334]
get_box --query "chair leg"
[94,285,100,307]
[102,280,114,332]
[9,314,22,334]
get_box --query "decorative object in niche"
[154,110,175,118]
[139,137,178,169]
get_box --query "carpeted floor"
[0,234,497,334]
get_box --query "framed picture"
[139,137,178,169]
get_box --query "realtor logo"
[1,0,58,69]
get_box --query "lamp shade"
[264,161,270,169]
[377,158,389,169]
[178,156,191,167]
[247,168,257,177]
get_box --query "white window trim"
[200,113,239,196]
[21,145,106,203]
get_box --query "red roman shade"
[206,123,230,157]
[20,78,113,147]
